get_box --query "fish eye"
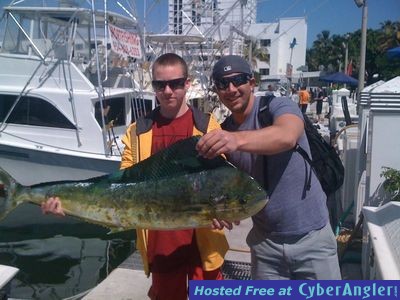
[239,198,247,205]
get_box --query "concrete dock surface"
[83,218,252,299]
[83,217,361,299]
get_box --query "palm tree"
[313,30,332,48]
[308,30,337,71]
[243,39,269,69]
[306,22,400,82]
[378,20,400,52]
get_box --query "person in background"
[266,84,274,94]
[325,86,333,118]
[42,53,229,300]
[266,84,281,97]
[298,85,310,114]
[315,87,324,122]
[290,87,299,104]
[196,55,341,280]
[309,87,316,101]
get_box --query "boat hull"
[0,143,120,185]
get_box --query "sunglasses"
[151,77,187,92]
[214,73,251,90]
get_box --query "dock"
[83,218,252,299]
[82,214,362,299]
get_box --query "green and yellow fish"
[0,137,267,231]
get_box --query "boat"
[0,1,155,185]
[0,4,144,295]
[0,264,18,290]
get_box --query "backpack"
[258,95,345,196]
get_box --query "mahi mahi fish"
[0,136,267,230]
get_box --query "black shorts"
[316,100,323,114]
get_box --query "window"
[191,10,196,22]
[259,68,270,76]
[131,98,153,123]
[260,39,271,47]
[191,1,202,26]
[0,95,16,122]
[191,11,202,26]
[196,13,201,26]
[95,97,126,128]
[1,94,76,128]
[1,15,30,54]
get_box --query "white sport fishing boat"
[0,1,155,185]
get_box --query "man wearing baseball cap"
[197,55,341,280]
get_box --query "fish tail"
[0,166,22,220]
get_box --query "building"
[166,1,307,85]
[248,17,307,80]
[168,0,256,37]
[167,0,256,55]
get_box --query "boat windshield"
[94,97,126,128]
[1,10,70,57]
[1,7,141,64]
[0,94,76,129]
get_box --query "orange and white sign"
[109,24,142,59]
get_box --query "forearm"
[197,114,304,159]
[233,125,299,155]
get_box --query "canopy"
[387,46,400,59]
[319,72,358,86]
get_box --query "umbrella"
[319,72,358,86]
[387,46,400,59]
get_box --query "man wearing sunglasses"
[120,53,228,300]
[197,55,340,280]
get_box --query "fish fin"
[107,227,126,235]
[122,136,230,183]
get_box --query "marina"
[0,3,155,186]
[0,0,400,299]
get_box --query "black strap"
[258,94,275,127]
[295,142,314,193]
[257,95,276,191]
[295,143,312,165]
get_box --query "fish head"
[208,167,267,221]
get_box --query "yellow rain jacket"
[120,106,229,276]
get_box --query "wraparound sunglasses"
[214,73,251,90]
[152,77,187,91]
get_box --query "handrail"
[333,124,358,148]
[90,0,109,156]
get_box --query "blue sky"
[1,0,399,48]
[132,0,399,48]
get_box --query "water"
[0,202,136,299]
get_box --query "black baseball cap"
[212,55,252,79]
